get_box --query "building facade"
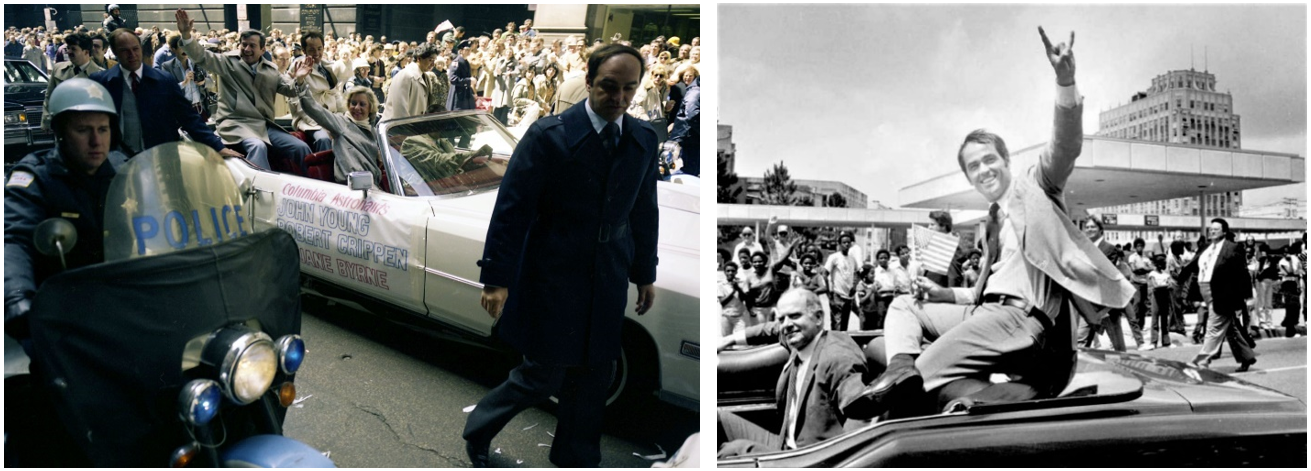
[1094,68,1244,217]
[740,176,872,209]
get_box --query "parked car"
[214,110,700,411]
[4,58,54,157]
[716,332,1306,467]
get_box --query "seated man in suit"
[90,28,235,157]
[287,30,346,153]
[715,288,874,458]
[859,28,1135,416]
[175,9,309,172]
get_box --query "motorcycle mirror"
[34,218,77,270]
[348,171,372,199]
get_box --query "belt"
[597,221,628,243]
[982,293,1030,312]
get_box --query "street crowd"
[718,216,1308,353]
[4,4,702,180]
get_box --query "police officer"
[4,78,127,344]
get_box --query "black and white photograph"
[3,3,700,467]
[716,4,1306,466]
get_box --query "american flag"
[910,224,960,275]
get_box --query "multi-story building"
[1094,68,1244,217]
[740,176,871,209]
[718,124,736,173]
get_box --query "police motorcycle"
[4,136,333,467]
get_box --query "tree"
[761,162,800,206]
[717,150,743,204]
[826,192,847,208]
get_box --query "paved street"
[1093,309,1307,403]
[281,299,698,468]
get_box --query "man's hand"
[1038,26,1076,86]
[218,148,245,158]
[635,284,655,315]
[481,285,508,319]
[717,335,737,353]
[292,56,315,83]
[175,9,194,38]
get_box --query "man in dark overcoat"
[463,44,659,468]
[446,40,477,111]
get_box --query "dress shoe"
[466,439,490,468]
[1235,358,1257,373]
[844,354,922,419]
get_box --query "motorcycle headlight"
[178,379,222,426]
[275,335,305,374]
[215,330,278,404]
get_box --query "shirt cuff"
[949,287,976,305]
[1056,83,1080,108]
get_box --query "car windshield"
[382,113,516,197]
[5,60,47,84]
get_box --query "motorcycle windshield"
[27,229,302,466]
[103,142,249,261]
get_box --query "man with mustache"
[716,288,872,457]
[858,27,1135,416]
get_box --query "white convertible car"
[224,111,699,411]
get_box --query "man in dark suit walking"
[861,27,1135,414]
[90,28,235,158]
[1079,217,1133,351]
[1189,218,1257,371]
[715,288,871,457]
[463,44,659,468]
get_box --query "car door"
[231,158,431,314]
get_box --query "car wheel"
[551,322,656,410]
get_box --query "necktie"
[781,354,803,448]
[973,202,1002,304]
[130,72,140,95]
[601,121,619,156]
[73,66,82,76]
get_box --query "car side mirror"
[34,218,77,271]
[348,171,373,198]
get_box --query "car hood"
[1083,350,1303,412]
[5,82,46,105]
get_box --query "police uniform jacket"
[446,53,475,111]
[42,60,104,131]
[4,148,125,307]
[183,38,295,145]
[478,101,660,366]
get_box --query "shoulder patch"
[6,171,34,188]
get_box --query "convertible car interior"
[717,331,1146,453]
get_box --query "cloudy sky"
[720,4,1306,214]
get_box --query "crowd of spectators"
[718,212,1307,344]
[6,13,702,179]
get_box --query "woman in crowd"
[509,65,542,126]
[347,58,374,98]
[628,63,669,123]
[491,45,518,125]
[1254,243,1281,329]
[536,62,561,115]
[291,56,383,187]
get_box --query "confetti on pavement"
[463,404,476,413]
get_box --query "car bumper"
[4,126,52,146]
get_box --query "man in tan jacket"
[176,8,309,172]
[287,30,346,153]
[42,32,103,131]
